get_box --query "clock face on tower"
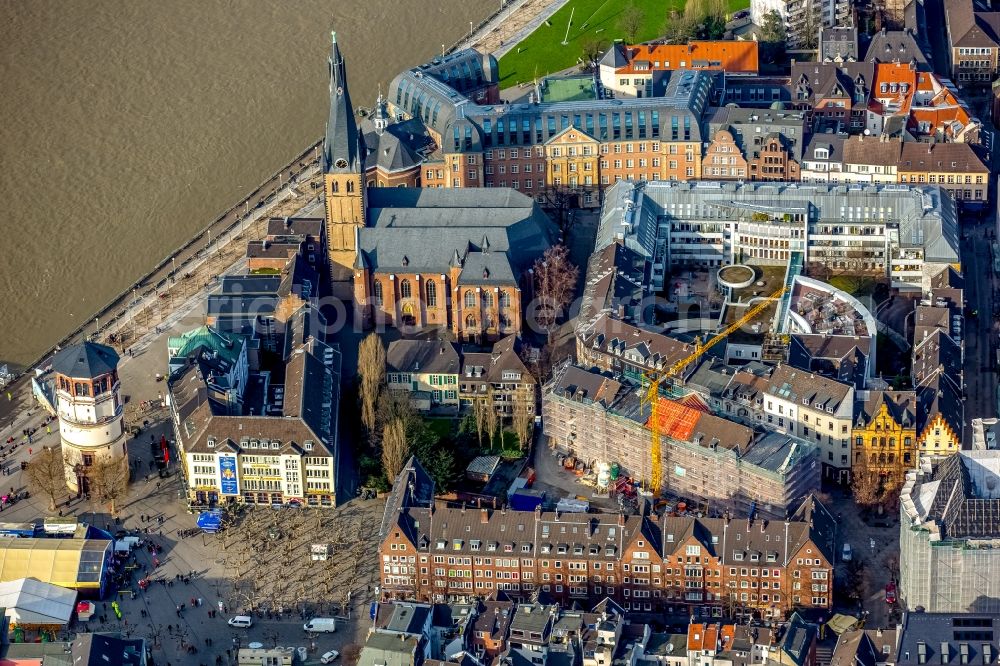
[335,159,348,169]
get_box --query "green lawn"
[498,0,752,88]
[498,0,681,87]
[425,417,455,441]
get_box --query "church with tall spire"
[319,32,553,341]
[323,31,366,296]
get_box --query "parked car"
[227,615,253,628]
[842,543,853,562]
[304,617,337,633]
[321,651,340,664]
[885,582,897,604]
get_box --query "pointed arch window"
[500,291,512,307]
[374,281,383,306]
[483,291,494,308]
[331,181,339,193]
[464,291,476,308]
[465,314,477,328]
[426,280,437,307]
[347,180,355,193]
[400,279,412,299]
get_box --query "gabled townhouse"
[944,0,1000,84]
[829,628,897,666]
[703,130,749,180]
[799,134,847,183]
[379,458,835,618]
[791,62,874,134]
[387,340,462,411]
[381,336,536,420]
[459,334,536,419]
[575,314,696,384]
[705,107,807,182]
[897,142,989,208]
[841,136,902,184]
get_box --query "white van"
[303,617,336,633]
[228,615,253,628]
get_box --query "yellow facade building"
[852,390,918,487]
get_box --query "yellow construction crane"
[643,286,788,495]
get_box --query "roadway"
[960,209,999,443]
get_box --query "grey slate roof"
[323,32,364,174]
[358,188,555,280]
[896,612,1000,666]
[802,132,848,164]
[706,106,807,161]
[865,29,931,68]
[387,340,460,376]
[820,26,860,62]
[362,114,433,174]
[52,342,119,379]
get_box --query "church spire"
[324,31,363,174]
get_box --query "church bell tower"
[323,31,366,293]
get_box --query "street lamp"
[469,21,474,38]
[171,257,176,281]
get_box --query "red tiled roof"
[618,41,758,74]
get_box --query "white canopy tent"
[0,577,77,626]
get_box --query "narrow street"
[960,211,998,443]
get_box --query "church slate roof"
[356,188,555,283]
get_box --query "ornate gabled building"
[852,390,918,487]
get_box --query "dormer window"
[207,438,216,448]
[304,441,313,451]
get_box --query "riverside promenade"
[0,142,324,432]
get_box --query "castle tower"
[51,341,128,494]
[323,31,366,297]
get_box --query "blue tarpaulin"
[197,510,223,533]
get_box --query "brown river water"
[0,0,491,369]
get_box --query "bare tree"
[24,446,66,511]
[358,333,386,441]
[581,37,608,72]
[532,245,580,341]
[484,387,500,451]
[89,455,130,515]
[472,394,488,447]
[382,418,409,482]
[377,390,417,437]
[511,382,536,452]
[619,2,646,43]
[851,470,880,509]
